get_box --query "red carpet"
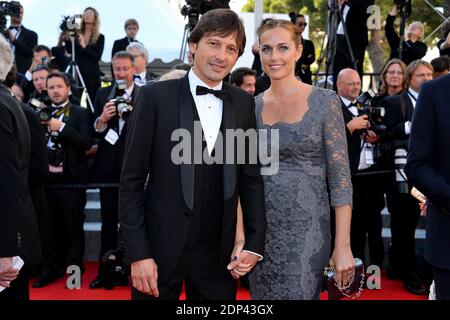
[29,262,427,300]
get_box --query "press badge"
[364,144,374,165]
[105,129,119,145]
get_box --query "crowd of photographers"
[2,0,450,300]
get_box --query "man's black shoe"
[403,274,428,295]
[32,271,59,288]
[89,275,105,289]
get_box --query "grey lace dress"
[248,87,353,300]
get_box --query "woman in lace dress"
[236,19,355,300]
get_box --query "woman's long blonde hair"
[81,7,101,44]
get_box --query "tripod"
[179,24,190,62]
[315,0,357,88]
[397,2,412,61]
[65,32,94,113]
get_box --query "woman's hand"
[329,245,355,289]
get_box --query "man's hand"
[227,251,259,279]
[99,101,117,124]
[364,130,380,144]
[0,257,19,288]
[347,115,370,134]
[390,5,398,16]
[131,258,159,297]
[46,118,64,131]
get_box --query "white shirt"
[134,71,147,87]
[405,88,419,135]
[9,26,22,53]
[337,4,350,35]
[188,70,223,156]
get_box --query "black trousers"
[0,268,30,301]
[99,188,119,260]
[434,266,450,300]
[45,186,86,270]
[132,243,237,300]
[386,177,421,275]
[350,171,385,268]
[333,35,366,89]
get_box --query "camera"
[356,90,387,134]
[29,90,53,122]
[59,14,82,34]
[394,0,412,17]
[0,1,21,35]
[392,140,409,193]
[48,145,64,167]
[180,0,230,31]
[41,57,60,70]
[110,79,132,121]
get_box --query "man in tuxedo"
[126,42,155,86]
[32,72,93,288]
[337,69,385,269]
[89,51,138,289]
[0,35,41,300]
[331,0,374,88]
[6,5,38,74]
[19,45,51,102]
[119,9,266,300]
[112,19,141,60]
[405,74,450,300]
[382,60,433,295]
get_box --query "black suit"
[91,84,138,263]
[382,90,422,278]
[385,15,427,65]
[0,85,41,300]
[10,26,38,74]
[111,37,139,58]
[295,38,315,85]
[406,75,450,299]
[340,99,385,267]
[66,34,105,103]
[332,0,374,86]
[44,103,93,273]
[119,73,266,300]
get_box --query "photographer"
[19,45,50,101]
[385,4,427,66]
[331,0,374,86]
[337,69,385,269]
[89,51,137,289]
[290,12,315,85]
[230,67,256,95]
[382,60,433,295]
[59,7,105,105]
[5,4,38,74]
[32,72,93,288]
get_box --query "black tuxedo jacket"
[295,38,315,84]
[119,74,266,283]
[340,99,363,176]
[334,0,374,47]
[0,85,41,266]
[111,37,138,58]
[11,26,38,74]
[91,84,138,181]
[56,104,93,182]
[405,75,450,269]
[382,90,415,143]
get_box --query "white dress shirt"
[188,70,223,156]
[405,88,419,135]
[133,71,147,87]
[336,4,350,35]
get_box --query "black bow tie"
[9,26,20,31]
[196,85,229,101]
[133,74,142,80]
[347,102,357,108]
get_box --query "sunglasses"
[296,22,308,27]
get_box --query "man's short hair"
[112,51,136,66]
[0,35,14,81]
[126,42,149,63]
[3,65,17,89]
[188,9,246,57]
[34,45,51,56]
[32,64,50,75]
[125,18,139,29]
[230,67,256,87]
[46,71,70,87]
[431,56,450,73]
[405,60,433,87]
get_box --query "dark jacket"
[11,26,38,74]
